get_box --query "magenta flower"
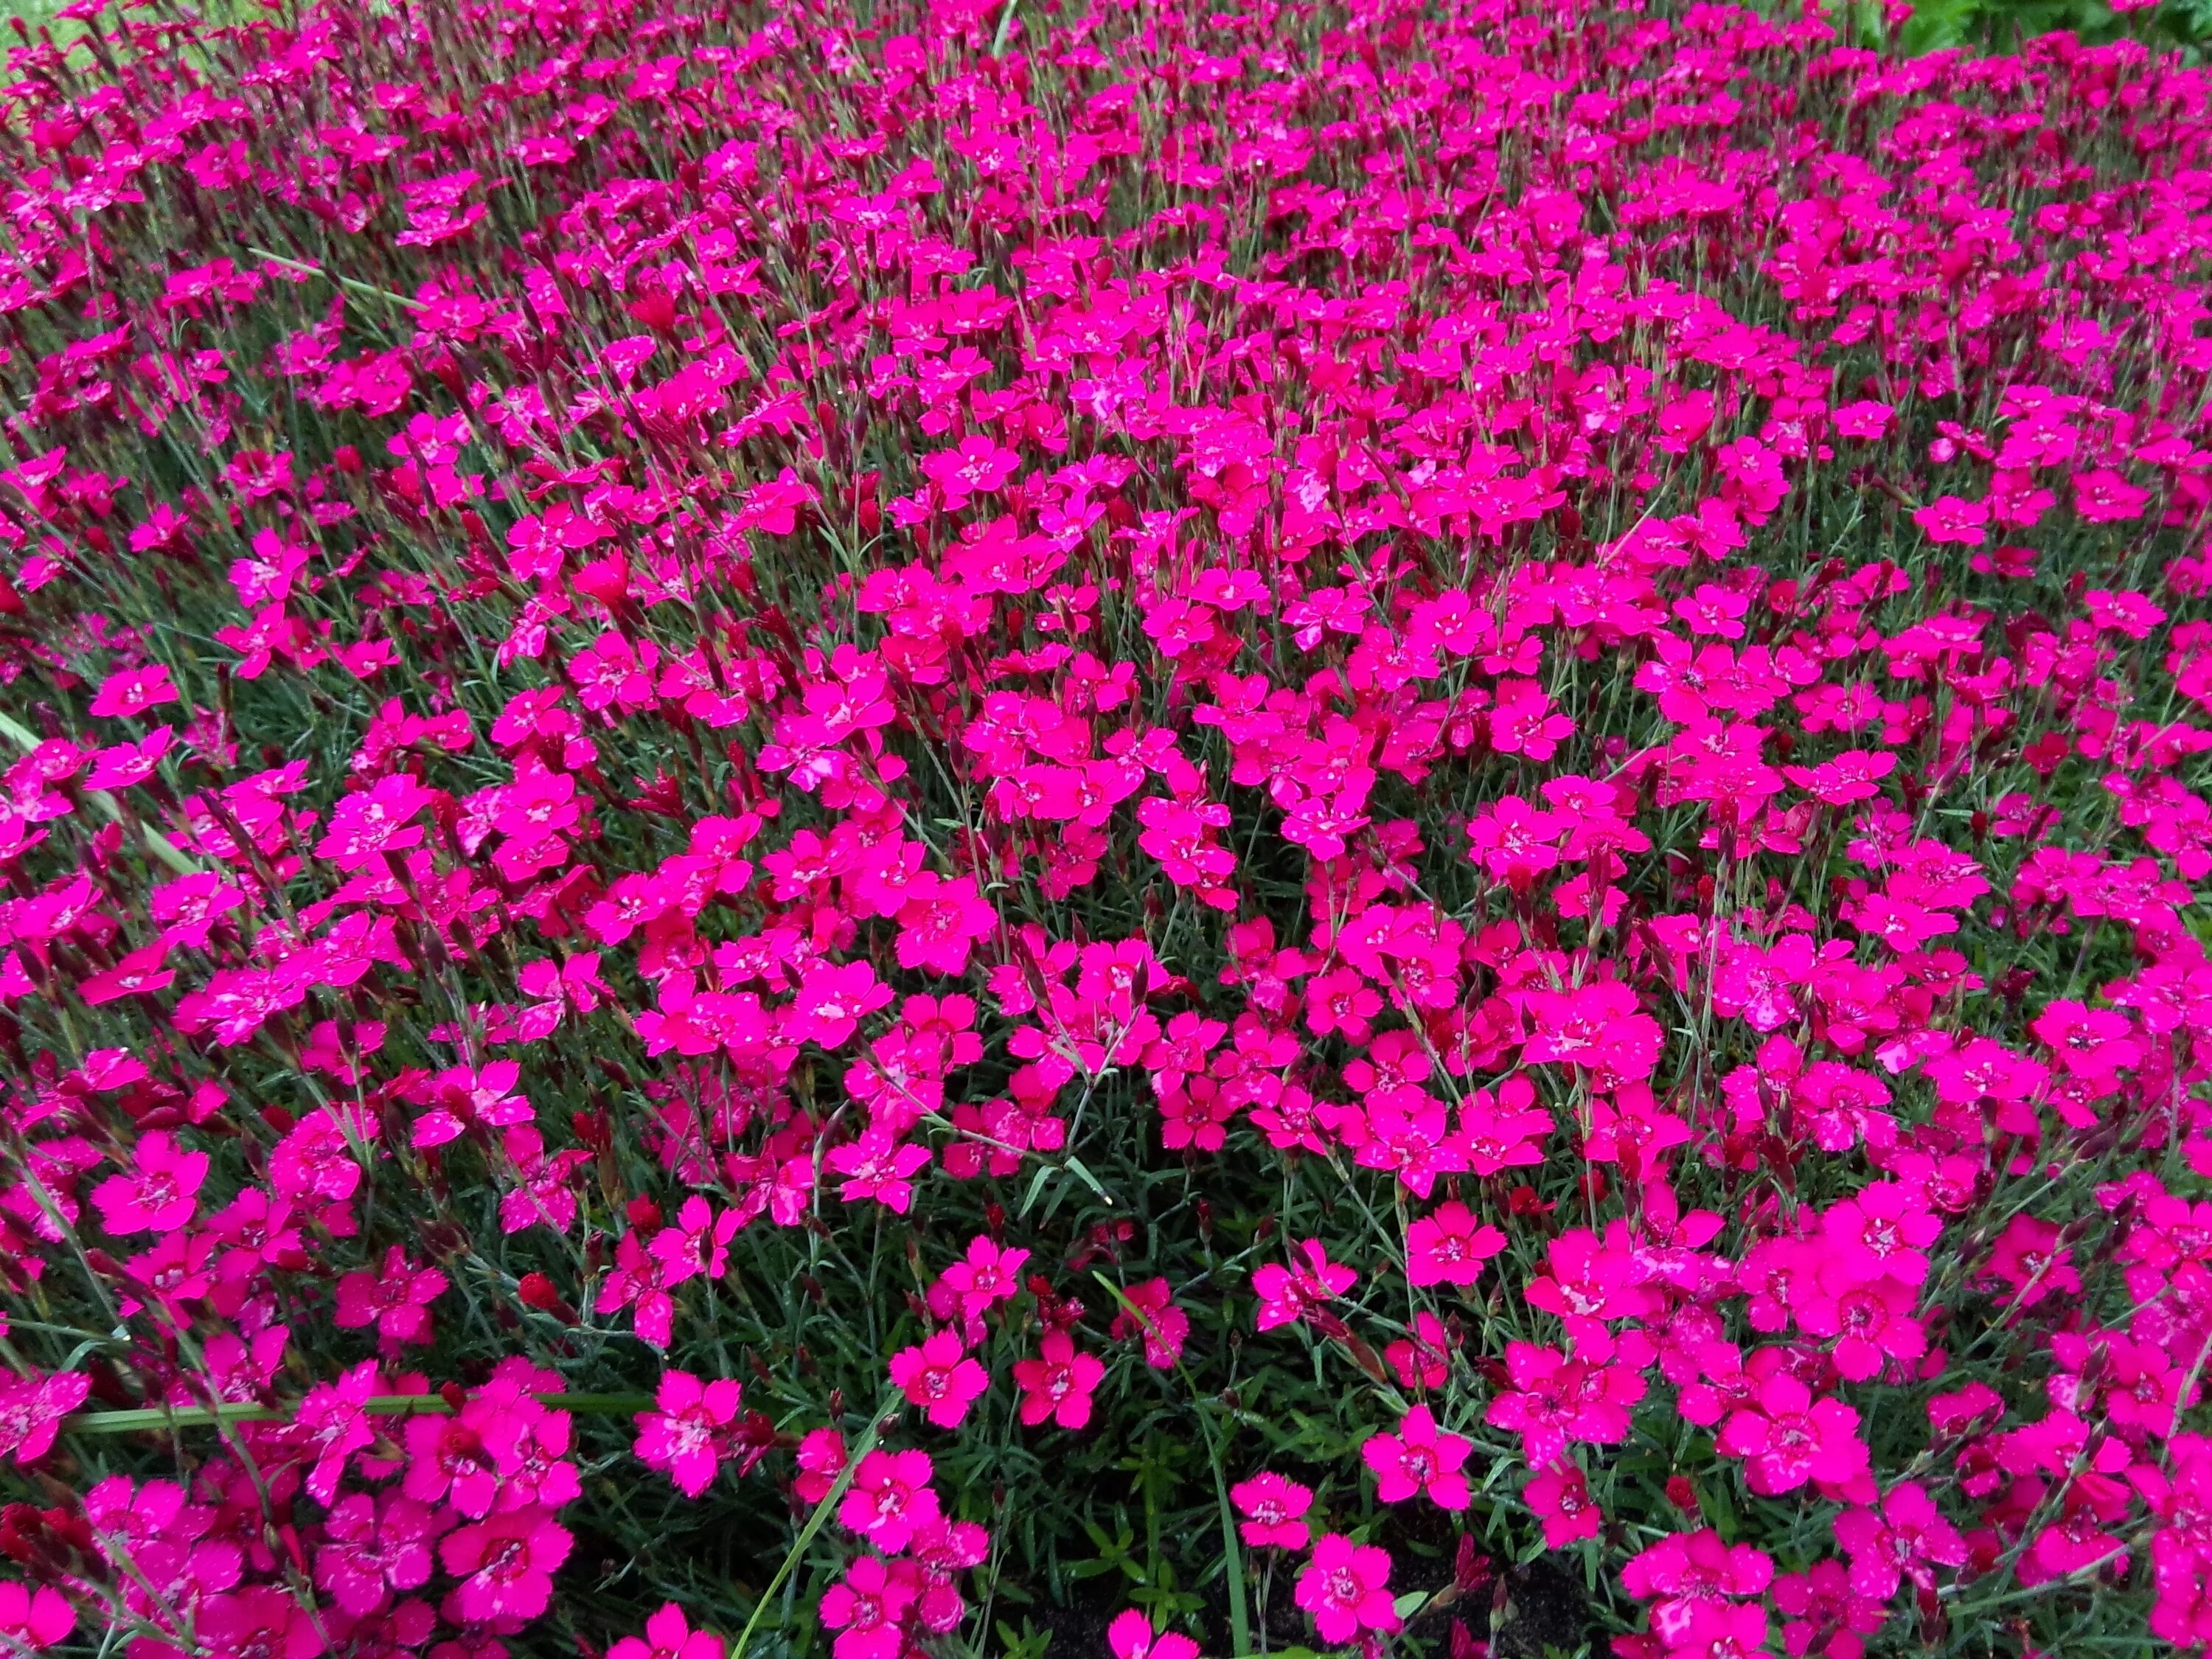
[838,1448,943,1554]
[88,663,178,720]
[795,1427,849,1503]
[1405,1200,1506,1288]
[1105,1608,1198,1659]
[1231,1472,1314,1550]
[1295,1534,1399,1644]
[1252,1239,1357,1331]
[196,1587,324,1659]
[1524,1464,1602,1548]
[786,959,893,1049]
[1832,1481,1966,1600]
[818,1554,917,1659]
[608,1603,726,1659]
[1363,1404,1472,1510]
[0,1371,87,1470]
[314,773,435,870]
[888,1330,989,1428]
[313,1492,437,1615]
[90,1131,208,1234]
[1012,1330,1107,1430]
[635,1370,745,1498]
[333,1245,448,1346]
[0,1581,74,1650]
[927,1235,1032,1340]
[1718,1371,1872,1498]
[1107,1277,1189,1369]
[437,1507,574,1623]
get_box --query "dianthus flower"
[0,1581,73,1651]
[333,1245,448,1346]
[1012,1330,1107,1429]
[437,1507,573,1623]
[1717,1372,1872,1498]
[1832,1481,1967,1600]
[839,1449,942,1554]
[927,1236,1032,1340]
[1525,1464,1602,1548]
[1294,1534,1399,1644]
[608,1603,726,1659]
[1362,1405,1472,1509]
[1230,1472,1313,1550]
[1251,1239,1357,1331]
[635,1371,746,1498]
[1106,1608,1199,1659]
[888,1331,989,1428]
[818,1554,916,1659]
[1107,1277,1189,1369]
[1405,1200,1507,1287]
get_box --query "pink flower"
[1231,1472,1314,1550]
[1405,1200,1506,1287]
[818,1554,916,1659]
[0,1582,74,1650]
[316,773,437,871]
[888,1330,990,1428]
[295,1360,380,1506]
[313,1492,437,1615]
[787,960,893,1049]
[921,434,1021,506]
[1295,1534,1399,1644]
[1832,1480,1966,1600]
[827,1127,932,1214]
[89,663,179,719]
[1252,1239,1357,1331]
[1108,1277,1189,1369]
[635,1371,746,1498]
[839,1449,942,1554]
[927,1236,1031,1340]
[1012,1330,1106,1429]
[895,873,998,975]
[795,1427,849,1504]
[198,1587,324,1659]
[333,1245,448,1346]
[1384,1311,1454,1391]
[1773,1559,1888,1659]
[608,1604,726,1659]
[1718,1371,1872,1498]
[1106,1608,1198,1659]
[437,1507,573,1623]
[1819,1183,1940,1287]
[1363,1404,1472,1509]
[1524,1464,1601,1548]
[89,1131,209,1234]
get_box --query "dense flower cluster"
[0,1,2208,1658]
